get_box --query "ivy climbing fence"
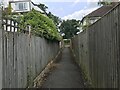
[0,10,60,88]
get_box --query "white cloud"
[51,0,98,18]
[87,0,99,4]
[72,0,81,6]
[62,0,100,20]
[62,7,99,20]
[74,0,81,3]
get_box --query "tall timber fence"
[71,3,120,88]
[0,12,60,88]
[0,8,3,90]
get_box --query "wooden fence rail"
[0,12,60,88]
[71,3,120,88]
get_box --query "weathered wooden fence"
[0,14,60,88]
[0,8,3,90]
[71,3,120,88]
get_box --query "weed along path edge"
[40,47,86,88]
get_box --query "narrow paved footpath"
[42,47,85,88]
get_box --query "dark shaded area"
[42,47,85,88]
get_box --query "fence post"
[0,8,3,89]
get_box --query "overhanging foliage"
[19,9,62,41]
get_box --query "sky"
[45,1,99,20]
[32,0,100,20]
[1,0,101,20]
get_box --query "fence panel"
[0,9,3,90]
[0,16,60,88]
[71,3,120,88]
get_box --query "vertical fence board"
[14,33,18,88]
[118,3,120,87]
[0,9,3,90]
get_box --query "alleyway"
[42,47,85,88]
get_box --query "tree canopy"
[31,2,62,28]
[47,12,62,27]
[98,0,112,6]
[31,2,48,15]
[59,19,80,39]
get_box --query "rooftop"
[81,2,119,23]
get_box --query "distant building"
[81,0,119,29]
[9,0,43,13]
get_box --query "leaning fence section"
[71,3,120,88]
[0,16,59,88]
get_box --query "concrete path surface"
[42,47,85,88]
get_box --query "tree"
[7,3,12,15]
[47,12,62,27]
[31,2,61,28]
[2,3,13,16]
[98,0,112,6]
[59,19,80,39]
[31,2,48,15]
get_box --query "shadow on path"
[42,47,85,88]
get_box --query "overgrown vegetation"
[19,9,61,41]
[31,2,62,28]
[2,2,62,41]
